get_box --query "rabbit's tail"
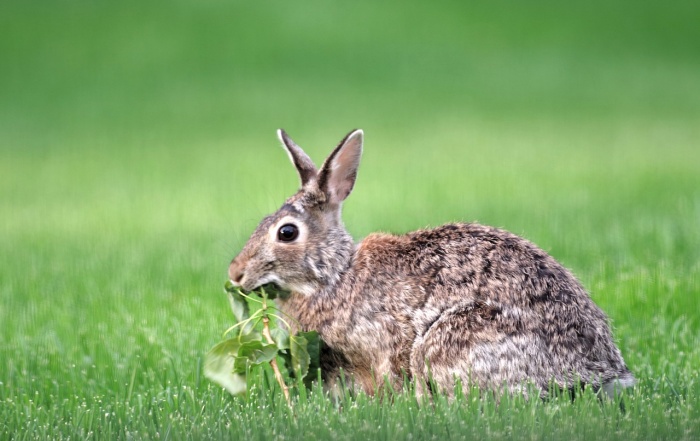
[601,372,636,399]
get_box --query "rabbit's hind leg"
[410,300,539,400]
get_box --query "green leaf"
[270,326,290,350]
[212,282,317,396]
[204,338,247,395]
[280,350,294,377]
[226,282,250,323]
[206,338,242,363]
[238,331,262,344]
[233,340,279,374]
[299,331,321,387]
[290,334,310,379]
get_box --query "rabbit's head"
[228,129,363,296]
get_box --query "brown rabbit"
[228,129,634,399]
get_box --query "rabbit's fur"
[228,129,634,398]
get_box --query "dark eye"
[277,224,299,242]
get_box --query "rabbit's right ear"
[277,129,318,187]
[318,129,363,205]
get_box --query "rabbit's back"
[376,223,631,393]
[427,224,631,391]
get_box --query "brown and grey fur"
[228,129,635,399]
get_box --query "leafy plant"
[204,282,320,404]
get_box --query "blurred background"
[3,0,698,237]
[1,0,699,414]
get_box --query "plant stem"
[223,309,262,337]
[261,294,291,406]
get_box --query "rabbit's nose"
[228,259,245,285]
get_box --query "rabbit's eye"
[277,224,299,242]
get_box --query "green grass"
[1,0,699,439]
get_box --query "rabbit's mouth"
[226,280,291,299]
[258,282,291,300]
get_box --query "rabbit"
[227,129,635,399]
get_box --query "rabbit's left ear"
[278,129,318,187]
[318,129,363,205]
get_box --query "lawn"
[1,0,699,439]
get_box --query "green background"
[1,0,699,439]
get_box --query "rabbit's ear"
[278,129,318,187]
[318,129,363,204]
